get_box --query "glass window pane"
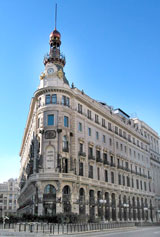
[52,94,57,104]
[46,95,50,104]
[48,115,54,125]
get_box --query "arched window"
[62,185,71,213]
[44,184,56,194]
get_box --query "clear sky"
[0,0,160,183]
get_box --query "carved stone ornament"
[57,69,63,79]
[45,130,56,139]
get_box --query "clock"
[47,68,54,75]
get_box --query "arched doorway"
[43,184,56,215]
[62,185,71,213]
[89,190,95,222]
[79,188,85,215]
[105,192,110,221]
[97,191,103,220]
[111,193,116,221]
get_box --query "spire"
[43,4,65,67]
[55,3,57,30]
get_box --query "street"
[0,227,160,237]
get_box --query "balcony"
[110,162,116,167]
[62,147,69,153]
[78,151,86,157]
[103,159,110,165]
[88,155,95,161]
[96,157,103,163]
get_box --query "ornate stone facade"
[18,24,160,222]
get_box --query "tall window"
[95,114,99,123]
[52,94,57,104]
[136,179,139,189]
[48,115,54,125]
[63,136,68,152]
[108,122,112,131]
[102,118,105,127]
[111,171,114,183]
[79,143,83,153]
[62,95,70,106]
[87,109,91,119]
[88,127,91,136]
[96,131,99,140]
[46,95,50,104]
[97,167,100,180]
[105,170,108,182]
[78,104,82,114]
[118,174,121,185]
[109,138,112,146]
[103,135,106,143]
[78,122,82,131]
[79,162,83,176]
[64,116,69,127]
[88,147,93,157]
[89,165,93,179]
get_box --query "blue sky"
[0,0,160,182]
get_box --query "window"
[63,136,69,152]
[97,167,100,180]
[87,109,91,119]
[96,131,99,140]
[95,114,99,123]
[38,118,40,128]
[78,122,82,131]
[62,95,70,106]
[119,129,122,137]
[111,171,114,183]
[132,178,134,188]
[109,138,112,146]
[118,174,121,185]
[88,147,93,157]
[52,94,57,104]
[124,146,127,153]
[96,150,101,159]
[89,165,93,179]
[144,182,147,191]
[88,127,91,136]
[108,122,112,131]
[140,180,143,190]
[78,104,82,114]
[79,162,83,176]
[115,126,118,134]
[103,153,108,163]
[105,170,108,182]
[79,143,83,153]
[127,176,130,187]
[46,94,50,104]
[103,135,106,143]
[116,142,119,149]
[136,179,139,189]
[102,118,105,127]
[123,175,125,186]
[64,116,69,127]
[48,114,54,125]
[120,144,123,151]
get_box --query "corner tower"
[39,6,69,89]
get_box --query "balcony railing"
[63,147,69,152]
[103,160,110,165]
[96,157,103,163]
[78,151,86,157]
[110,162,116,167]
[88,155,95,161]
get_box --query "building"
[0,179,19,217]
[18,20,160,222]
